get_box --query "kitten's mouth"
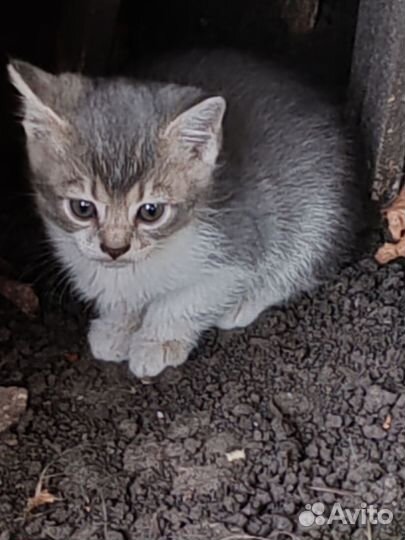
[100,260,131,268]
[92,247,153,267]
[93,257,132,268]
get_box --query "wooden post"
[348,0,405,204]
[279,0,319,34]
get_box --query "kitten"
[8,50,366,378]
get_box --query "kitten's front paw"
[88,318,130,363]
[128,339,192,378]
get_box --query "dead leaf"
[376,239,405,264]
[0,276,39,318]
[27,489,59,512]
[0,386,28,433]
[376,186,405,263]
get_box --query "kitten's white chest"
[54,225,205,314]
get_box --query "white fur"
[46,208,315,377]
[47,219,255,376]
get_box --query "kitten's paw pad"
[88,319,130,363]
[129,339,191,378]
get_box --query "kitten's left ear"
[164,96,226,166]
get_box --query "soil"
[1,1,402,539]
[0,240,405,540]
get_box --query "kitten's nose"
[100,243,130,260]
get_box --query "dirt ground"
[0,234,404,540]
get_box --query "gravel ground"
[0,238,405,540]
[2,2,402,539]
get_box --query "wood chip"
[0,386,28,433]
[226,449,246,462]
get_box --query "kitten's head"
[8,60,226,265]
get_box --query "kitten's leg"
[129,335,195,379]
[217,294,273,330]
[88,318,131,362]
[128,279,237,378]
[88,303,140,363]
[128,310,199,378]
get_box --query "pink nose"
[100,243,130,260]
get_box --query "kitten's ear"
[7,60,66,139]
[164,96,226,166]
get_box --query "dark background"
[4,6,405,539]
[0,0,360,284]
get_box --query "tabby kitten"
[8,50,365,378]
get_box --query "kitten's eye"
[137,203,165,223]
[69,199,97,220]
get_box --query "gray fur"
[8,50,366,378]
